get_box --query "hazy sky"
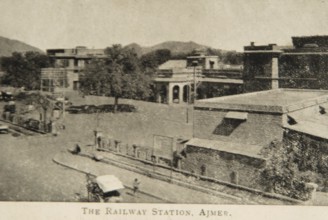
[1,0,328,51]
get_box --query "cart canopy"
[96,175,124,193]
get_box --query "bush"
[260,140,313,200]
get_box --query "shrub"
[260,140,313,200]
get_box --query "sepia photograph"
[0,0,328,219]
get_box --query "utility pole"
[62,70,66,119]
[192,60,198,138]
[193,60,198,103]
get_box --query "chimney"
[250,42,255,46]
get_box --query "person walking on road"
[133,178,140,195]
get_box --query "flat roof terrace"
[196,89,328,113]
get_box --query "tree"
[260,140,313,200]
[1,51,50,90]
[206,48,223,60]
[140,49,171,75]
[222,51,244,65]
[80,44,152,112]
[23,92,52,132]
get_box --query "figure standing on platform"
[133,178,140,195]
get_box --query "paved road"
[55,151,240,204]
[0,134,163,203]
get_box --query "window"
[213,118,244,136]
[213,112,247,136]
[209,61,215,69]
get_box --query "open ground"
[0,94,194,203]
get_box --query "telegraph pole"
[193,60,198,103]
[192,61,198,138]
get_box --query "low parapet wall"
[93,138,310,204]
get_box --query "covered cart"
[87,175,124,203]
[0,124,9,134]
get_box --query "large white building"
[153,51,243,104]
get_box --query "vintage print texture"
[0,0,328,219]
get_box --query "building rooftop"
[158,60,187,70]
[198,78,243,84]
[47,47,106,58]
[292,35,328,48]
[285,119,328,140]
[153,77,243,84]
[284,103,328,140]
[187,55,219,58]
[196,89,328,113]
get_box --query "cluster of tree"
[140,49,171,74]
[140,47,244,69]
[79,44,153,112]
[260,139,318,200]
[279,55,328,89]
[0,51,50,90]
[222,51,243,65]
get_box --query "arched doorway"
[183,85,190,103]
[172,85,180,103]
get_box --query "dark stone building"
[243,36,328,92]
[181,89,328,190]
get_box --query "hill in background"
[125,41,215,57]
[0,36,241,65]
[0,36,43,57]
[124,41,242,65]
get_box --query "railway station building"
[180,89,328,189]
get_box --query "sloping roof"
[158,60,187,70]
[285,111,328,139]
[185,138,264,159]
[285,120,328,140]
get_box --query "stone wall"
[243,53,273,92]
[243,52,328,91]
[279,54,328,89]
[193,108,284,146]
[180,145,266,190]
